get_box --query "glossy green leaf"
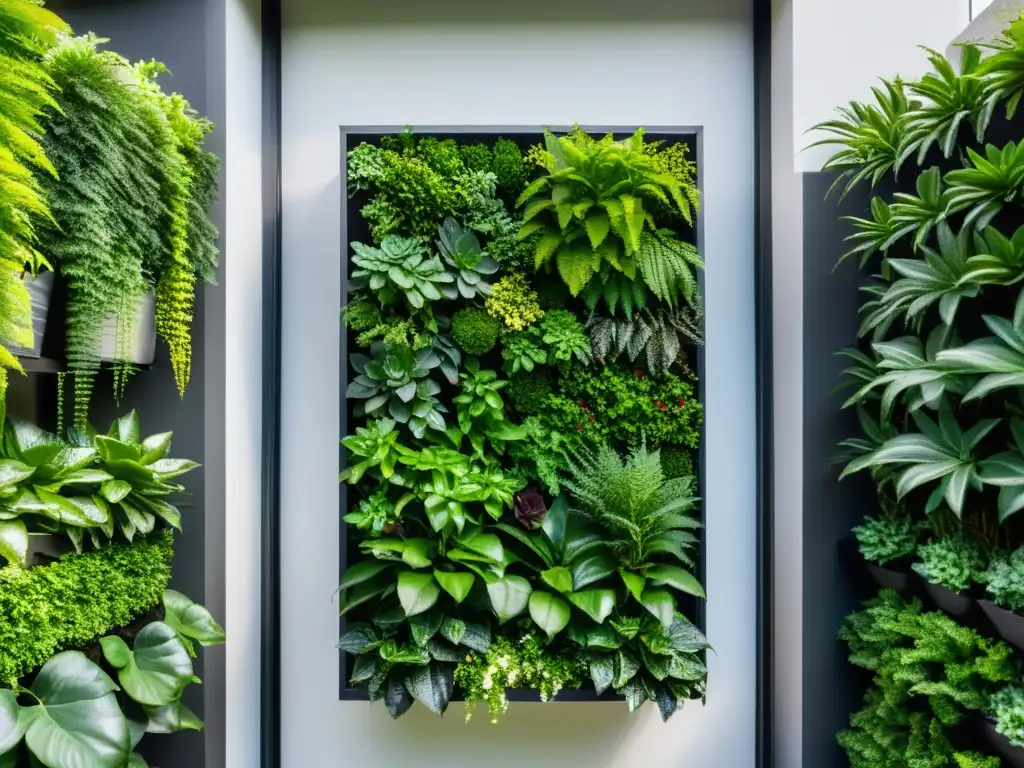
[434,570,475,603]
[338,561,391,592]
[641,589,677,628]
[541,495,568,555]
[569,589,616,624]
[486,575,532,623]
[618,568,646,602]
[0,691,23,756]
[0,520,27,566]
[645,565,706,599]
[528,591,571,638]
[162,590,226,647]
[102,623,193,707]
[404,662,454,715]
[143,699,204,735]
[22,652,130,768]
[407,608,444,647]
[397,571,440,616]
[541,566,573,594]
[588,652,614,696]
[572,555,616,590]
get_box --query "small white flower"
[497,656,510,669]
[482,673,493,691]
[508,669,519,685]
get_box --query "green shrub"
[491,138,527,195]
[661,446,695,480]
[0,532,174,684]
[913,536,987,594]
[451,307,500,355]
[853,511,918,566]
[485,273,544,331]
[983,547,1024,612]
[989,684,1024,747]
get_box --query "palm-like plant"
[944,141,1024,229]
[898,46,990,169]
[810,79,915,199]
[977,16,1024,121]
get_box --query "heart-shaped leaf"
[588,652,614,696]
[434,570,475,603]
[22,651,130,768]
[528,591,571,638]
[486,576,532,622]
[101,622,194,707]
[541,566,573,594]
[162,590,226,647]
[397,571,440,616]
[142,700,203,735]
[385,675,414,720]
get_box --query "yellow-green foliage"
[0,0,66,388]
[0,532,174,685]
[485,273,544,331]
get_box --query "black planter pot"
[979,600,1024,654]
[980,717,1024,768]
[865,561,918,595]
[921,581,977,620]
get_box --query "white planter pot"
[9,271,55,359]
[99,290,157,365]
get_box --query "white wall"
[279,0,758,765]
[223,0,263,765]
[794,0,970,172]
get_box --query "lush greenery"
[341,127,706,720]
[818,18,1024,763]
[35,32,218,424]
[0,532,173,685]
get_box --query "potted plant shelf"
[980,717,1024,768]
[919,580,979,622]
[979,600,1024,654]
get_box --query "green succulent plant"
[347,343,447,438]
[453,360,508,434]
[344,489,413,537]
[435,217,498,300]
[350,235,453,310]
[451,307,500,355]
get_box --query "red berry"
[579,400,589,410]
[575,423,583,431]
[679,398,686,407]
[634,369,645,379]
[589,415,595,422]
[656,400,667,411]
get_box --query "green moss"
[661,446,694,480]
[0,533,174,685]
[451,307,500,355]
[491,138,527,195]
[508,372,553,416]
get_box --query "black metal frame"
[260,0,774,764]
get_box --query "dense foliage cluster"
[340,127,706,721]
[0,4,225,767]
[818,15,1024,763]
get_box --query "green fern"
[637,230,703,306]
[586,301,703,375]
[0,0,66,390]
[563,441,700,571]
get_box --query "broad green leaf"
[100,480,132,504]
[397,571,440,616]
[434,570,475,603]
[588,652,614,696]
[385,675,413,720]
[400,539,435,569]
[95,436,142,464]
[541,496,568,556]
[641,589,677,628]
[22,652,130,768]
[404,662,454,716]
[998,485,1024,523]
[0,690,24,755]
[618,568,646,602]
[645,565,706,599]
[379,640,430,666]
[0,459,34,488]
[528,591,571,638]
[456,531,503,563]
[162,590,226,647]
[613,648,641,689]
[108,412,141,446]
[338,561,391,591]
[494,523,554,567]
[338,573,392,616]
[572,554,616,590]
[103,623,193,707]
[140,433,173,465]
[0,520,27,566]
[337,624,384,654]
[486,575,532,623]
[569,589,616,624]
[129,754,149,767]
[407,609,444,647]
[666,616,711,653]
[541,566,573,594]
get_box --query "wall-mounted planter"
[978,600,1024,654]
[980,717,1024,768]
[920,582,977,621]
[865,561,918,596]
[98,290,156,365]
[26,532,72,568]
[9,271,55,359]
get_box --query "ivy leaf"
[21,652,130,768]
[486,576,532,622]
[588,653,614,696]
[666,616,711,653]
[404,662,455,716]
[434,570,475,603]
[162,590,226,647]
[540,566,573,594]
[101,623,193,707]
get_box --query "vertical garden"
[337,127,709,721]
[817,16,1024,767]
[0,1,223,766]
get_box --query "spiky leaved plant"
[586,301,703,375]
[0,0,67,389]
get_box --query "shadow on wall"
[287,0,731,26]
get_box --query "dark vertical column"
[799,173,876,766]
[40,2,226,766]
